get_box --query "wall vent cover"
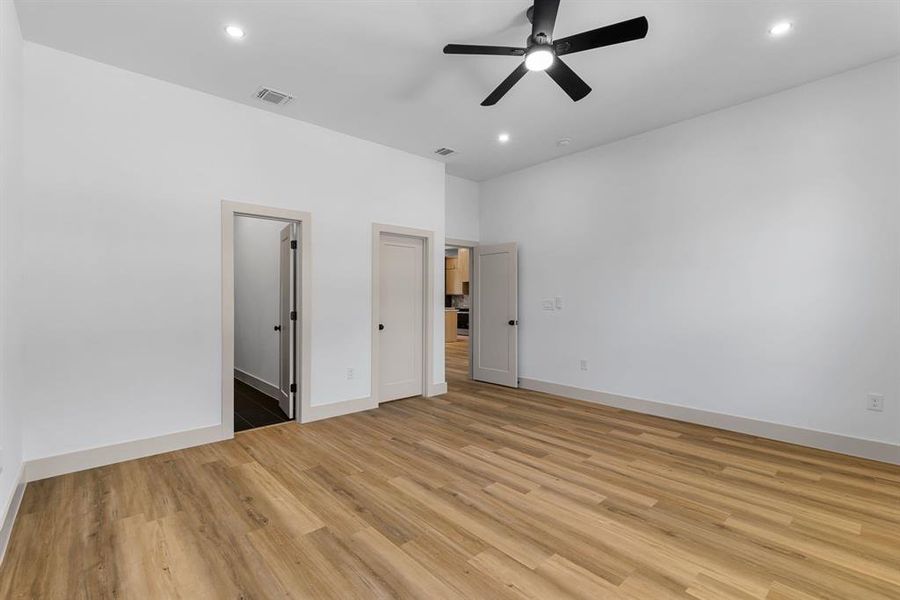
[434,147,456,156]
[255,87,294,106]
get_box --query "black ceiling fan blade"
[553,16,649,56]
[545,57,591,101]
[444,44,526,56]
[481,62,529,106]
[531,0,561,40]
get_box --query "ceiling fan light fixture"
[768,21,793,37]
[225,25,245,39]
[525,47,554,72]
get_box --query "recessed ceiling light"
[498,132,510,143]
[768,21,793,37]
[225,25,245,39]
[524,47,554,72]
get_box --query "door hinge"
[290,383,296,393]
[290,310,297,321]
[290,240,297,250]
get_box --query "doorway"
[378,234,424,401]
[231,216,296,431]
[444,240,475,385]
[445,239,520,389]
[222,201,311,436]
[371,224,437,404]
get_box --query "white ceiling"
[17,0,900,181]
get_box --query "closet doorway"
[221,201,311,435]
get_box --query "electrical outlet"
[580,359,588,371]
[867,393,884,412]
[542,299,555,311]
[347,368,354,380]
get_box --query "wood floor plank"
[468,548,576,599]
[0,337,897,599]
[349,526,461,600]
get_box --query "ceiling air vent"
[255,87,294,106]
[434,147,456,156]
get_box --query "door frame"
[277,222,299,419]
[371,223,437,404]
[221,200,312,436]
[445,238,478,380]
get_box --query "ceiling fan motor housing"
[528,32,552,50]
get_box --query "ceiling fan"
[443,0,649,106]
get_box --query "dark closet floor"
[234,379,290,432]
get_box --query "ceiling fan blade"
[553,16,649,56]
[481,63,529,106]
[545,57,591,101]
[444,44,526,56]
[531,0,561,41]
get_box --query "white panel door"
[473,243,518,387]
[278,224,296,418]
[378,234,424,402]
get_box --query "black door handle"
[274,325,282,331]
[378,323,385,331]
[508,320,518,326]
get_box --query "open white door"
[378,234,425,402]
[473,243,518,387]
[278,224,297,418]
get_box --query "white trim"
[0,463,26,566]
[371,223,437,403]
[222,201,312,433]
[445,237,479,248]
[519,377,900,465]
[234,368,280,401]
[428,382,448,396]
[24,425,225,482]
[305,397,378,423]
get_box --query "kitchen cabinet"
[445,249,470,296]
[445,256,462,295]
[444,309,458,342]
[458,248,470,283]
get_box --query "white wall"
[480,58,900,447]
[445,175,479,242]
[0,0,24,530]
[22,43,446,462]
[234,216,283,386]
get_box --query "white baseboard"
[519,378,900,465]
[21,392,395,482]
[0,464,26,565]
[302,384,447,423]
[303,397,377,423]
[24,424,226,482]
[428,382,448,396]
[234,368,281,401]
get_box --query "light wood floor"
[2,339,899,599]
